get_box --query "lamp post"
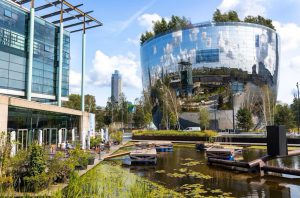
[296,82,300,134]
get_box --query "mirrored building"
[141,21,280,129]
[141,21,279,92]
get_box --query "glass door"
[17,129,28,151]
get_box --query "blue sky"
[64,0,300,106]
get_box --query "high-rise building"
[111,70,122,103]
[0,0,102,152]
[0,0,70,103]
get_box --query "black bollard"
[266,125,287,156]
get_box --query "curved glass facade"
[141,22,280,94]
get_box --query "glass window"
[9,71,25,81]
[32,83,43,93]
[4,9,12,18]
[10,54,26,65]
[0,51,9,61]
[8,79,25,90]
[0,59,9,69]
[32,76,43,84]
[9,62,26,73]
[33,68,43,77]
[0,69,8,78]
[0,78,8,87]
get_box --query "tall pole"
[81,14,86,112]
[297,82,300,134]
[214,97,217,130]
[57,0,64,106]
[27,0,35,101]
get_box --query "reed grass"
[53,161,183,198]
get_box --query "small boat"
[129,148,157,164]
[206,147,235,160]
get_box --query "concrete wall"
[0,95,8,132]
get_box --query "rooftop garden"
[213,9,275,30]
[140,10,275,45]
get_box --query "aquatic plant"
[181,161,202,166]
[155,170,166,173]
[60,162,184,198]
[166,172,186,178]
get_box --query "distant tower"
[111,70,122,103]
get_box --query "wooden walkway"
[103,151,130,160]
[208,149,300,177]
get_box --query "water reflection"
[120,147,300,198]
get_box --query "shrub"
[48,151,75,183]
[23,173,51,192]
[69,148,89,169]
[0,176,13,191]
[90,136,102,148]
[110,131,123,144]
[9,144,49,192]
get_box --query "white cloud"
[89,50,142,90]
[69,70,91,94]
[274,21,300,104]
[218,0,267,18]
[138,13,162,31]
[118,0,156,34]
[127,34,140,45]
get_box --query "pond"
[116,145,300,198]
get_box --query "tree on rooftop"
[244,15,275,30]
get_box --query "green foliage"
[274,104,295,130]
[213,9,240,22]
[236,108,253,131]
[28,143,46,177]
[133,130,217,137]
[144,112,153,126]
[63,94,96,113]
[69,147,90,169]
[199,107,210,130]
[244,15,275,30]
[23,173,51,192]
[62,162,184,198]
[110,131,123,144]
[90,136,102,148]
[291,98,300,128]
[140,15,191,45]
[9,143,50,192]
[0,132,11,178]
[140,31,154,44]
[48,151,75,183]
[169,112,177,129]
[213,9,275,30]
[133,103,146,128]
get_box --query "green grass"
[133,130,217,137]
[56,161,183,198]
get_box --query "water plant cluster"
[155,157,233,197]
[60,162,184,198]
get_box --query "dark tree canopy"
[213,9,275,30]
[236,107,253,131]
[274,104,295,130]
[140,15,191,45]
